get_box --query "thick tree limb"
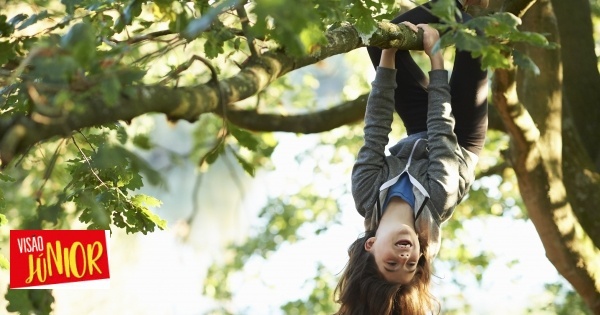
[500,1,600,312]
[221,94,368,133]
[223,92,506,134]
[550,0,600,163]
[0,22,421,166]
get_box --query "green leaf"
[480,45,511,69]
[115,146,163,186]
[116,68,147,85]
[131,194,166,230]
[349,4,377,37]
[0,40,16,65]
[491,12,522,29]
[429,0,459,23]
[0,172,15,182]
[231,149,255,177]
[17,11,49,31]
[115,0,144,32]
[131,194,162,207]
[6,289,54,315]
[37,204,62,224]
[6,290,33,314]
[62,0,84,15]
[0,254,9,270]
[100,74,122,107]
[60,22,97,66]
[168,11,191,33]
[513,49,540,75]
[124,172,144,190]
[512,31,551,47]
[183,0,241,40]
[453,30,485,52]
[0,15,14,37]
[132,134,153,150]
[229,124,260,151]
[8,13,28,27]
[139,206,167,230]
[204,141,225,165]
[92,143,128,169]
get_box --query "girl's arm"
[351,49,398,218]
[379,48,397,69]
[402,21,462,218]
[420,23,462,217]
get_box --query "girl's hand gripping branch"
[401,21,444,71]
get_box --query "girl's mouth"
[395,240,412,247]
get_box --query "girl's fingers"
[401,21,419,32]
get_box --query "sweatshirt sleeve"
[351,67,396,218]
[426,70,461,220]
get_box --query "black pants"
[367,1,488,156]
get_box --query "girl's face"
[364,222,421,284]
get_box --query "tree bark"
[504,0,600,312]
[550,0,600,165]
[550,0,600,249]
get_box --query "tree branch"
[551,0,600,165]
[506,1,600,312]
[492,67,539,152]
[235,2,259,57]
[0,22,420,166]
[219,94,368,133]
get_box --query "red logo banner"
[9,230,110,289]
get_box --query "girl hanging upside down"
[335,0,489,314]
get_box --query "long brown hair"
[334,230,438,315]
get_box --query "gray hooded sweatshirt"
[352,67,479,261]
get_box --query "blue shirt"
[383,172,415,211]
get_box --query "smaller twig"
[132,38,186,65]
[195,55,229,169]
[102,37,118,48]
[161,55,219,84]
[235,3,259,57]
[37,7,113,36]
[35,138,66,205]
[71,136,110,190]
[111,30,175,44]
[197,128,228,167]
[76,130,98,154]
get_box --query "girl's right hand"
[401,21,443,70]
[415,23,440,58]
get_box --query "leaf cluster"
[429,0,557,72]
[4,289,54,315]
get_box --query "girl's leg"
[449,16,489,156]
[367,4,440,135]
[366,1,488,155]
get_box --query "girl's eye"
[409,262,417,267]
[387,262,397,266]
